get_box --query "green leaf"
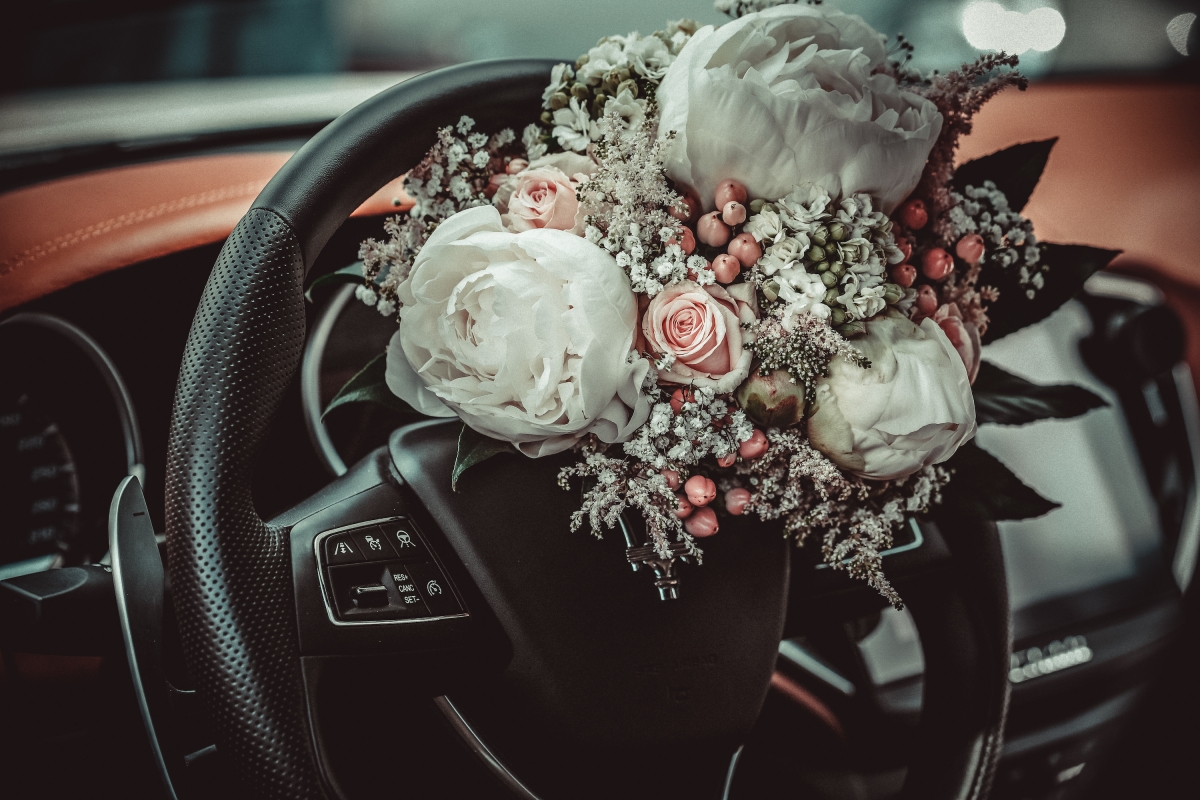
[322,353,419,420]
[941,441,1059,521]
[305,261,365,303]
[953,138,1057,213]
[980,243,1120,344]
[452,424,516,491]
[973,361,1107,425]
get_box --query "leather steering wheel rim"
[164,59,1011,800]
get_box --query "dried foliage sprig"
[915,53,1027,235]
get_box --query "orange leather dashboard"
[0,152,412,313]
[0,82,1196,317]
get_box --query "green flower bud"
[821,271,838,288]
[571,82,590,100]
[540,110,553,125]
[829,221,849,242]
[616,67,632,83]
[828,261,845,277]
[749,198,766,214]
[838,321,867,338]
[807,245,827,262]
[591,94,608,115]
[736,369,807,428]
[824,288,840,304]
[883,282,904,304]
[762,280,780,303]
[831,308,846,325]
[549,91,569,110]
[617,79,638,98]
[811,226,829,247]
[814,260,830,273]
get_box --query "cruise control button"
[385,563,429,616]
[352,528,396,561]
[325,534,363,565]
[406,561,461,616]
[380,521,429,560]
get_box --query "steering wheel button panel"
[405,560,461,616]
[351,528,396,561]
[325,533,364,565]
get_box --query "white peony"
[385,206,651,457]
[807,311,975,480]
[657,5,942,214]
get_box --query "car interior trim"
[0,153,412,314]
[301,283,355,478]
[0,311,144,483]
[433,695,544,800]
[1170,361,1200,590]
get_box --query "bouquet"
[329,0,1115,606]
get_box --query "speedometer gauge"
[0,391,81,565]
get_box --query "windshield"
[7,0,1198,94]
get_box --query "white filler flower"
[657,4,942,213]
[385,206,651,457]
[806,311,976,480]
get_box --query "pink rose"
[503,167,579,232]
[641,280,758,393]
[496,152,597,234]
[933,303,981,384]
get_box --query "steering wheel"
[161,60,1012,800]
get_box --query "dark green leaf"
[305,261,365,303]
[941,441,1059,521]
[952,138,1057,213]
[452,424,516,491]
[973,361,1107,425]
[981,243,1120,344]
[322,353,419,420]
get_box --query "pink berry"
[921,247,954,281]
[684,475,717,507]
[669,191,701,224]
[697,211,731,247]
[685,506,719,537]
[738,429,769,460]
[721,201,747,226]
[711,253,741,284]
[916,285,939,316]
[717,452,736,468]
[898,199,929,230]
[505,158,529,175]
[668,225,696,255]
[955,233,986,266]
[674,493,693,519]
[890,262,917,288]
[670,388,694,414]
[896,236,913,263]
[725,488,752,516]
[727,233,762,268]
[661,469,681,490]
[714,179,748,210]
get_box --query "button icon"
[325,535,363,565]
[406,561,461,616]
[385,523,429,560]
[352,529,397,562]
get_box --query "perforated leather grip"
[165,208,321,798]
[164,61,554,799]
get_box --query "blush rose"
[641,280,758,394]
[496,152,596,234]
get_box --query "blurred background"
[3,0,1198,92]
